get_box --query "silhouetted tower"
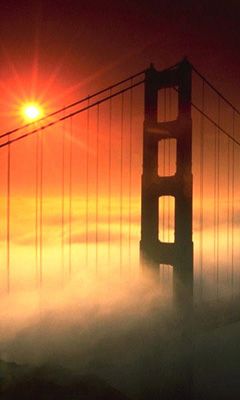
[140,59,193,304]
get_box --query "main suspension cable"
[0,80,145,149]
[0,71,146,141]
[192,65,240,118]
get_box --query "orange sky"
[1,1,240,310]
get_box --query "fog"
[0,269,179,398]
[1,261,240,400]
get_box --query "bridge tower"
[140,58,193,303]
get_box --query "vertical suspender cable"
[227,113,231,282]
[69,117,73,277]
[96,104,99,273]
[213,114,217,293]
[120,93,124,273]
[231,111,235,297]
[86,98,90,267]
[6,134,10,293]
[128,83,133,268]
[213,119,217,276]
[216,97,220,298]
[61,114,65,284]
[199,80,205,298]
[108,93,112,265]
[35,131,39,287]
[39,129,43,287]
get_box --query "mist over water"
[0,270,170,360]
[1,256,240,399]
[0,268,177,399]
[1,222,240,399]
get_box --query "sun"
[22,102,43,121]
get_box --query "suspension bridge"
[0,58,240,321]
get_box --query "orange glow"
[22,102,43,121]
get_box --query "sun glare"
[22,102,43,121]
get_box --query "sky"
[1,0,240,130]
[0,0,240,296]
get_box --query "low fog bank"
[1,270,240,399]
[0,271,179,399]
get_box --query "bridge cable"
[191,65,240,118]
[96,104,100,273]
[0,71,147,142]
[61,111,66,284]
[0,81,145,150]
[227,110,231,282]
[3,63,240,145]
[216,97,221,298]
[231,111,235,297]
[35,129,39,288]
[6,134,11,293]
[213,108,217,295]
[199,80,205,299]
[120,93,124,273]
[86,98,90,268]
[128,82,133,269]
[69,116,73,277]
[39,128,43,287]
[192,104,240,147]
[108,92,112,266]
[173,87,240,148]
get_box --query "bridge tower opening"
[140,58,193,303]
